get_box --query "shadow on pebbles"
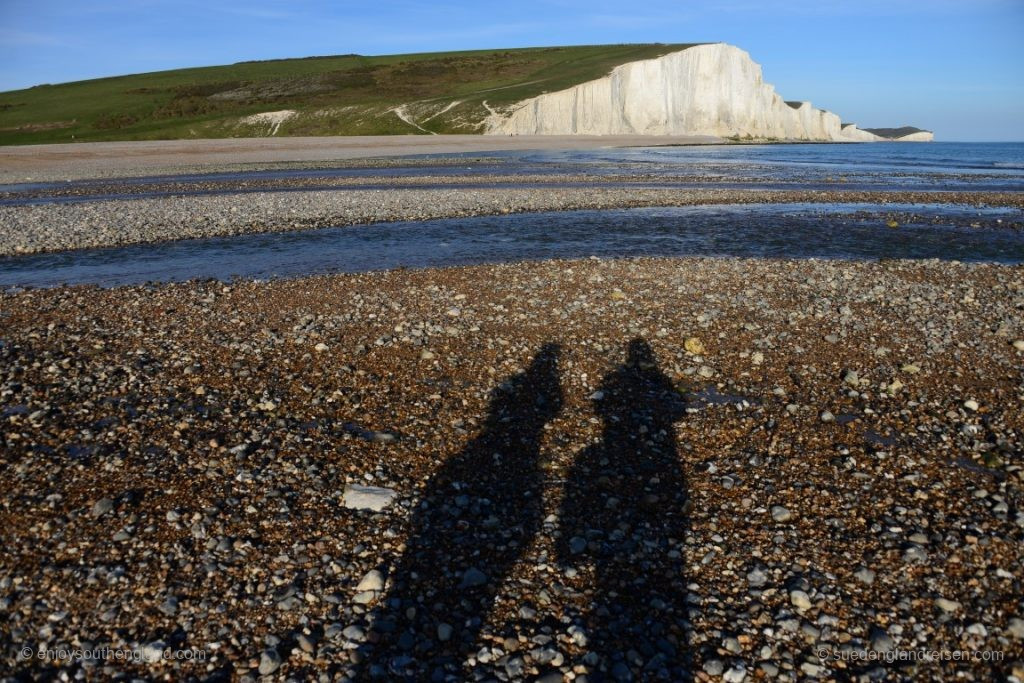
[1,256,1023,681]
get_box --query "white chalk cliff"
[887,130,933,142]
[485,43,932,142]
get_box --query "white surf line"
[391,105,437,135]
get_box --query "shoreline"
[0,134,724,183]
[2,138,1023,680]
[0,134,947,185]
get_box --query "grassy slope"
[0,44,695,146]
[863,126,932,139]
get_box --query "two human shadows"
[363,339,691,681]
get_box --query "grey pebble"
[258,649,281,675]
[91,497,114,518]
[460,567,488,588]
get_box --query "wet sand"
[0,134,722,183]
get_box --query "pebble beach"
[1,139,1023,681]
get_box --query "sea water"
[1,142,1021,288]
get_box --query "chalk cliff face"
[889,131,934,142]
[840,123,882,142]
[485,43,931,142]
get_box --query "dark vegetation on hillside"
[863,126,931,139]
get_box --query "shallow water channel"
[2,203,1022,289]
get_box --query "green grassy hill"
[862,126,932,140]
[0,44,695,146]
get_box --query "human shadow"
[361,343,563,680]
[558,339,692,681]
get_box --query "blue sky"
[1,0,1022,140]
